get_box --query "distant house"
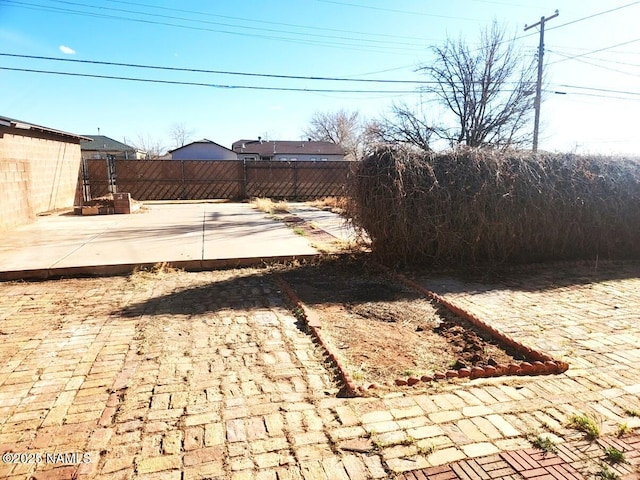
[0,115,89,230]
[80,135,146,160]
[232,138,345,161]
[168,139,237,160]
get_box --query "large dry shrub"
[349,147,640,266]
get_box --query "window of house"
[310,157,317,161]
[321,157,328,161]
[290,157,297,161]
[280,157,287,161]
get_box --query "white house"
[169,139,237,160]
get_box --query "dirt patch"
[280,257,526,388]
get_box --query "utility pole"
[525,10,559,152]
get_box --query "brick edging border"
[275,262,570,395]
[274,274,359,398]
[388,270,569,386]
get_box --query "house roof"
[231,139,344,157]
[168,138,235,154]
[80,135,137,152]
[0,115,90,141]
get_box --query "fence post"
[293,161,298,199]
[241,159,247,199]
[181,160,186,200]
[82,158,90,202]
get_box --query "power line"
[0,0,429,55]
[549,49,640,67]
[548,50,640,78]
[104,0,429,43]
[547,37,640,65]
[316,0,480,21]
[340,64,418,78]
[554,84,640,96]
[548,90,640,101]
[0,53,437,84]
[546,44,640,55]
[6,53,634,97]
[512,3,640,65]
[0,64,542,94]
[0,53,545,88]
[46,0,421,48]
[0,66,421,94]
[547,1,640,31]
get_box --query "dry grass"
[251,197,290,214]
[348,147,640,267]
[307,196,349,214]
[128,262,180,283]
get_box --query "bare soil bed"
[280,258,527,388]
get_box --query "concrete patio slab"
[287,203,358,242]
[0,202,320,280]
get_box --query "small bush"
[349,147,640,266]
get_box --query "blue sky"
[1,0,639,154]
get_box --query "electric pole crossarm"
[525,10,559,153]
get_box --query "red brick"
[451,463,477,480]
[422,464,454,475]
[538,457,564,467]
[492,468,520,477]
[466,459,492,480]
[98,407,116,426]
[428,471,458,480]
[500,452,527,471]
[476,455,503,466]
[522,468,552,478]
[506,450,540,470]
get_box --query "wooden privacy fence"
[81,159,352,201]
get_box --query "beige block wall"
[0,130,82,231]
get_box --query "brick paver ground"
[0,262,639,479]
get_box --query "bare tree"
[169,122,195,149]
[420,22,536,149]
[370,103,435,152]
[131,134,166,159]
[303,110,364,160]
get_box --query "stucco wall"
[0,129,82,230]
